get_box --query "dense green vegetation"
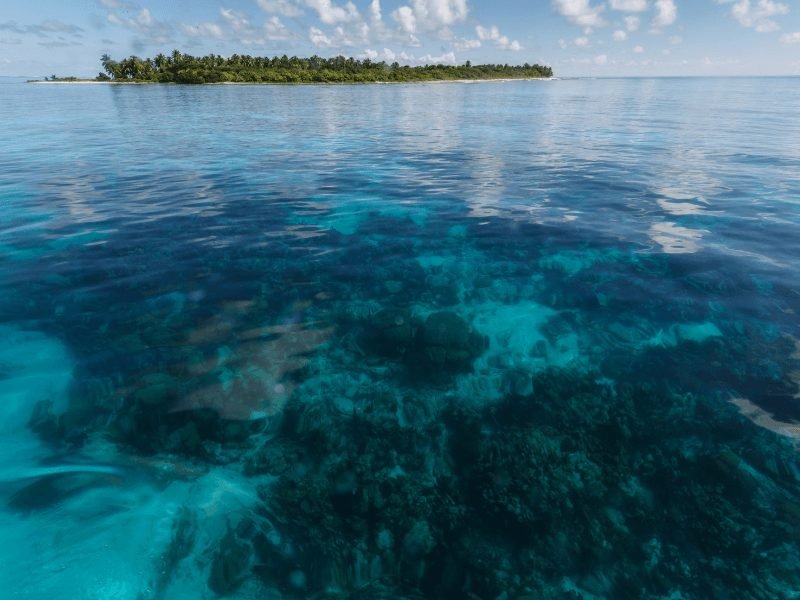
[29,75,81,82]
[97,51,552,84]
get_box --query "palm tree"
[154,53,167,72]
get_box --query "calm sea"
[1,78,799,598]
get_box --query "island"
[55,52,551,84]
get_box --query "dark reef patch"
[236,370,800,598]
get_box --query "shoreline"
[29,77,557,86]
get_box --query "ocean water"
[1,77,799,599]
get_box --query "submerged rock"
[416,311,487,373]
[364,307,416,358]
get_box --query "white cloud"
[392,6,417,32]
[119,8,153,29]
[369,0,416,43]
[476,25,523,50]
[362,47,413,61]
[257,0,304,17]
[105,6,173,44]
[609,0,647,11]
[613,29,627,40]
[100,0,132,8]
[669,34,682,44]
[722,0,789,33]
[652,0,677,27]
[361,47,453,64]
[309,25,332,46]
[552,0,606,28]
[369,0,382,24]
[780,31,800,43]
[308,22,366,47]
[393,0,468,34]
[362,46,453,64]
[634,44,644,52]
[264,16,293,40]
[220,8,250,33]
[418,50,456,63]
[239,14,295,44]
[574,35,590,46]
[593,53,608,64]
[454,37,481,50]
[411,0,468,28]
[558,38,568,48]
[304,0,360,25]
[182,22,225,39]
[624,15,640,30]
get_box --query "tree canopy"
[97,51,553,84]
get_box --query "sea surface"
[1,77,800,599]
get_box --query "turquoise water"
[1,77,800,598]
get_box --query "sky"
[1,0,799,77]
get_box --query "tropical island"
[36,51,552,84]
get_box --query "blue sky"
[1,0,799,76]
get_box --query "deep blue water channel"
[1,77,800,598]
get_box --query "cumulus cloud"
[369,0,382,24]
[392,0,468,34]
[392,6,417,32]
[453,37,480,50]
[652,0,677,27]
[412,0,468,28]
[594,53,608,64]
[239,14,296,45]
[624,15,641,30]
[418,50,456,63]
[99,0,134,8]
[613,29,627,40]
[361,46,412,61]
[780,31,800,43]
[362,46,454,64]
[475,25,522,50]
[552,0,606,28]
[634,44,644,52]
[574,35,590,46]
[264,16,293,40]
[309,25,332,46]
[182,22,225,39]
[105,6,173,45]
[220,8,251,33]
[308,21,367,47]
[609,0,647,11]
[108,7,155,29]
[304,0,360,25]
[719,0,789,33]
[257,0,304,18]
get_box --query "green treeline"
[98,51,553,84]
